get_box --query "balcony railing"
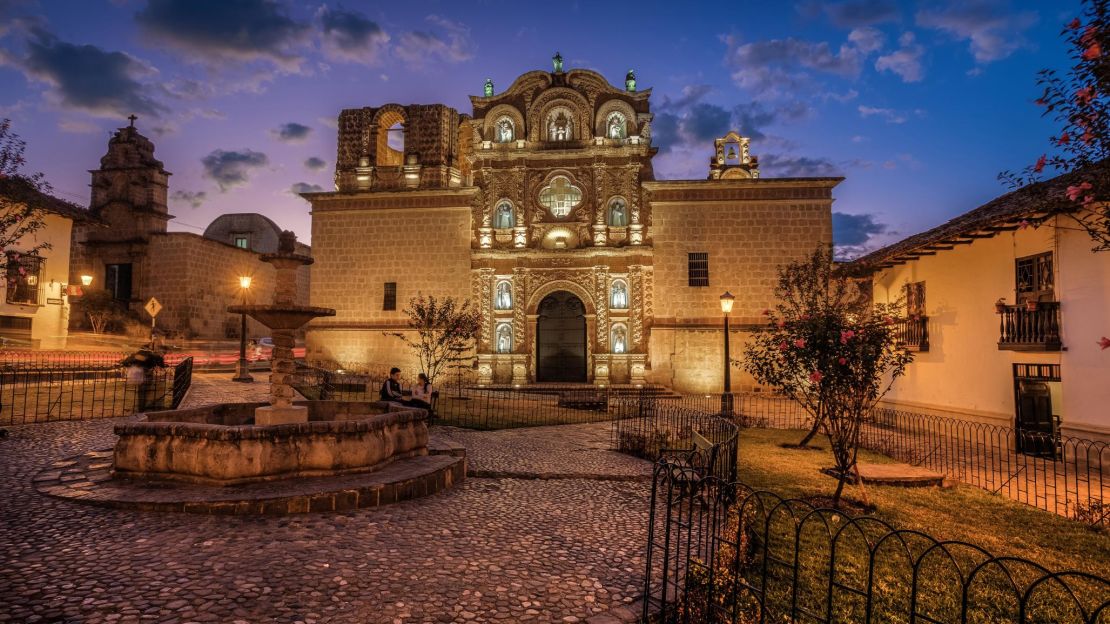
[893,316,929,351]
[998,302,1061,351]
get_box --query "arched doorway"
[536,291,587,383]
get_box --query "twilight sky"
[0,0,1079,256]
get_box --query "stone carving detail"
[474,268,495,350]
[593,266,609,350]
[512,268,527,351]
[629,266,644,349]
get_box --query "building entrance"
[536,291,587,383]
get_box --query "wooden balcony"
[893,316,929,352]
[998,302,1061,351]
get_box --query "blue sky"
[0,0,1079,255]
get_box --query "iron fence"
[0,357,193,426]
[612,398,739,483]
[642,460,1110,623]
[0,350,131,369]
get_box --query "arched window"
[608,198,627,227]
[495,117,514,143]
[538,176,582,218]
[496,323,513,353]
[494,201,515,229]
[547,109,573,141]
[606,112,627,140]
[376,110,405,167]
[611,324,627,354]
[610,280,628,309]
[494,280,512,310]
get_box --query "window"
[5,254,44,305]
[0,315,32,330]
[383,282,397,311]
[494,201,515,229]
[1016,252,1054,303]
[233,235,249,249]
[903,281,926,316]
[607,198,627,226]
[105,263,133,302]
[688,252,709,287]
[538,176,582,218]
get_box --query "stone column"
[269,329,297,410]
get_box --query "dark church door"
[536,291,587,383]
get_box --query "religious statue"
[612,327,627,354]
[497,118,513,143]
[496,281,512,309]
[608,114,625,140]
[484,78,494,97]
[495,203,514,228]
[625,70,636,92]
[611,281,628,309]
[552,51,564,73]
[548,113,570,141]
[609,201,627,227]
[497,325,512,353]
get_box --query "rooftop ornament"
[625,70,636,92]
[483,78,493,97]
[552,51,564,73]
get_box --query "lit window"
[234,236,249,249]
[5,253,44,305]
[538,176,582,218]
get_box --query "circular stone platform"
[33,442,466,514]
[824,462,949,488]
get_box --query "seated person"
[379,367,405,402]
[409,373,434,410]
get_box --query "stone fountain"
[228,230,334,425]
[33,232,466,513]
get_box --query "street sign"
[144,297,162,318]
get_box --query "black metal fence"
[654,393,1108,524]
[0,357,193,425]
[642,461,1110,623]
[612,398,739,483]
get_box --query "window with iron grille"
[5,254,44,305]
[1016,252,1054,302]
[688,252,709,287]
[903,281,926,316]
[383,282,397,311]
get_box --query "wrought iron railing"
[641,464,1110,623]
[0,363,177,425]
[998,302,1062,350]
[893,315,929,351]
[611,398,739,483]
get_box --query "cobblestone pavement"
[0,383,653,624]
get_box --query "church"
[303,56,838,393]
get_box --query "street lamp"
[232,275,253,383]
[80,274,93,286]
[720,291,735,417]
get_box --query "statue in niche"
[494,203,514,228]
[608,114,625,140]
[484,78,494,97]
[496,118,513,143]
[548,112,571,141]
[611,281,628,308]
[612,326,627,354]
[497,325,512,353]
[609,200,627,226]
[496,282,512,309]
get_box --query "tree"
[1,119,51,286]
[742,248,914,507]
[1001,0,1109,250]
[385,295,482,384]
[78,288,123,334]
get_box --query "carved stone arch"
[721,130,743,143]
[527,279,597,317]
[529,88,592,141]
[595,98,637,138]
[371,104,408,166]
[482,104,525,142]
[566,69,621,99]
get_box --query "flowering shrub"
[384,295,482,384]
[742,248,913,507]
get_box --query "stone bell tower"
[88,115,173,237]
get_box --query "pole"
[233,290,253,382]
[721,312,734,417]
[150,316,156,351]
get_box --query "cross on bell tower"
[127,114,137,127]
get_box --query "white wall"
[0,213,73,349]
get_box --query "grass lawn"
[738,427,1109,576]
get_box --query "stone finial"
[278,230,297,254]
[483,78,494,97]
[625,70,636,92]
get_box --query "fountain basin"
[227,304,335,330]
[113,401,428,486]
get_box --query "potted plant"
[994,298,1008,314]
[1024,299,1040,312]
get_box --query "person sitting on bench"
[380,367,405,403]
[409,372,433,410]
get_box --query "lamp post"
[720,291,735,416]
[232,275,253,383]
[80,274,93,287]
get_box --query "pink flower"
[1100,337,1110,351]
[1068,18,1082,30]
[838,357,847,365]
[884,317,894,326]
[776,319,786,329]
[1067,181,1093,202]
[1056,132,1070,145]
[1083,41,1102,61]
[840,329,856,343]
[794,338,806,348]
[777,341,789,351]
[809,370,824,383]
[1083,195,1096,205]
[1076,86,1094,106]
[1033,154,1046,173]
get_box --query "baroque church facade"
[304,58,838,392]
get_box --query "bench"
[662,430,719,495]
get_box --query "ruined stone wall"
[306,202,473,366]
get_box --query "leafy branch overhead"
[1,118,53,289]
[385,295,482,384]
